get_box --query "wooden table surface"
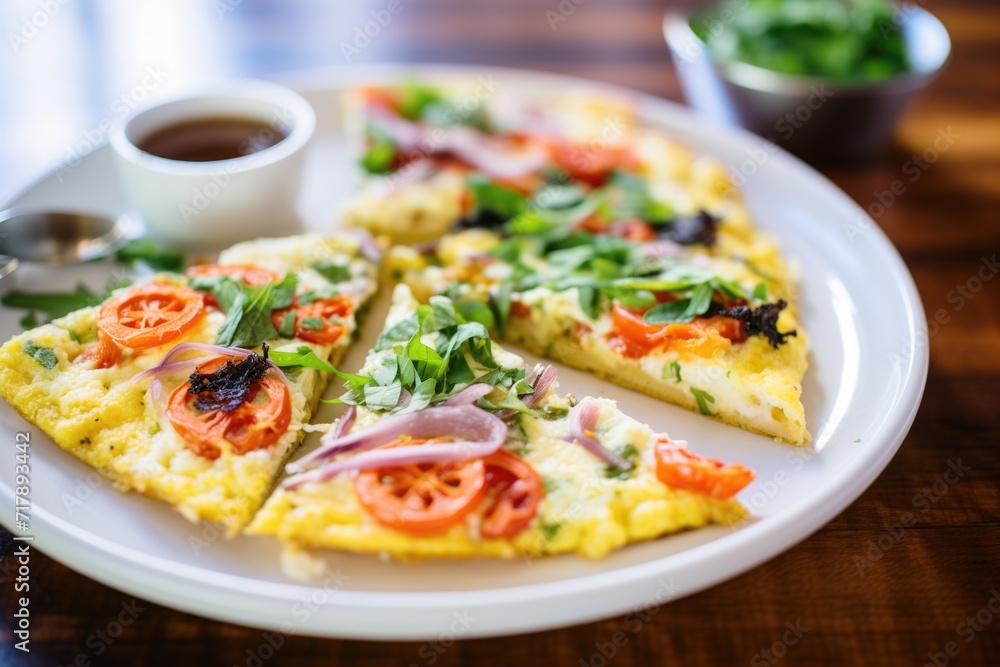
[2,1,998,665]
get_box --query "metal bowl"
[664,6,951,164]
[0,207,129,265]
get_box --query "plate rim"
[0,62,928,639]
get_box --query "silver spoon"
[0,207,130,278]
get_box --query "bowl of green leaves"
[665,0,950,163]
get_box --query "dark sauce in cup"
[136,117,288,162]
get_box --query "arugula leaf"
[468,175,526,221]
[643,283,714,324]
[22,340,58,369]
[691,388,715,415]
[577,286,600,320]
[313,258,350,284]
[115,238,185,271]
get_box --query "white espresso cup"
[110,79,315,249]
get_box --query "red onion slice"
[330,406,357,441]
[522,365,558,409]
[286,404,506,475]
[438,126,548,181]
[440,383,493,407]
[564,398,632,471]
[341,228,383,263]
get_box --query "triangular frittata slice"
[248,285,750,570]
[339,81,809,443]
[0,233,378,533]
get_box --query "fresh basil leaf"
[298,285,341,304]
[364,381,402,412]
[577,286,600,320]
[372,355,399,386]
[422,296,458,332]
[396,377,436,414]
[277,311,296,338]
[753,281,768,301]
[271,273,298,310]
[406,334,445,379]
[395,344,417,387]
[115,238,185,271]
[610,288,656,310]
[215,282,278,348]
[299,317,324,331]
[493,279,514,339]
[533,184,586,210]
[22,340,58,369]
[455,300,495,330]
[313,258,350,284]
[643,283,713,324]
[375,314,419,351]
[446,353,476,387]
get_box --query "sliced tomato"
[273,295,353,344]
[654,436,754,499]
[549,140,635,186]
[166,356,291,460]
[98,284,204,349]
[76,330,121,368]
[509,300,532,319]
[355,439,488,536]
[481,450,544,539]
[608,304,745,359]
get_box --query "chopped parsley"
[22,340,58,369]
[540,522,562,541]
[604,444,639,479]
[690,388,715,415]
[664,362,682,383]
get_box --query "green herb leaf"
[375,314,419,351]
[664,361,682,383]
[2,280,129,327]
[604,444,639,479]
[364,381,402,412]
[115,238,184,272]
[215,281,278,348]
[468,175,526,221]
[277,311,297,338]
[372,356,399,386]
[22,340,58,369]
[643,283,715,324]
[271,274,298,310]
[313,258,350,284]
[691,388,715,415]
[753,282,768,301]
[299,317,324,331]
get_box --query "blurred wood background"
[1,0,998,665]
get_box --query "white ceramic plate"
[0,65,927,639]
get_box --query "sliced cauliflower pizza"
[248,285,752,568]
[0,233,378,533]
